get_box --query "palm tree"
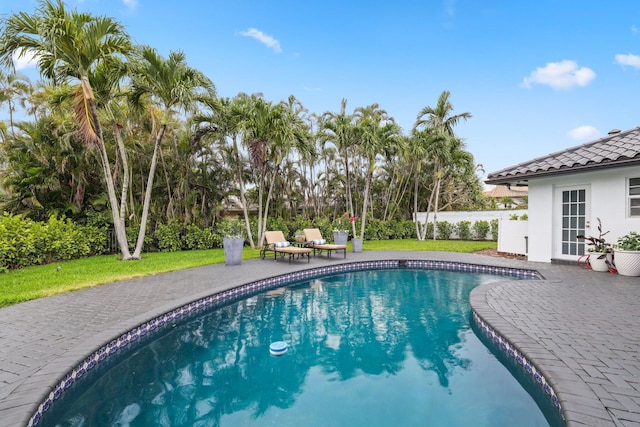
[239,95,311,246]
[194,94,257,247]
[407,129,440,239]
[0,0,134,257]
[379,135,411,221]
[413,90,472,239]
[318,99,357,222]
[128,46,215,258]
[353,103,400,239]
[414,90,472,136]
[0,70,31,137]
[1,116,100,220]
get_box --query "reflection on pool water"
[40,269,562,426]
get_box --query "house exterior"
[483,185,528,209]
[485,127,640,263]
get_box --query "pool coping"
[1,251,637,426]
[27,260,549,426]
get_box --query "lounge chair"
[261,231,311,263]
[303,228,347,258]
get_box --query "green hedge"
[0,213,107,272]
[0,213,499,271]
[472,220,491,240]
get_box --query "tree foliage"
[0,1,489,252]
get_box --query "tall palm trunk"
[158,144,175,220]
[233,136,255,248]
[430,158,446,240]
[83,78,132,259]
[432,177,442,240]
[259,165,279,247]
[112,122,129,222]
[7,97,15,139]
[414,168,421,239]
[387,166,411,221]
[132,124,165,258]
[256,167,266,247]
[343,150,356,233]
[358,162,373,239]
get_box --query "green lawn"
[0,239,496,308]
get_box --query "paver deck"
[0,251,639,426]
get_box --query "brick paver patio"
[0,251,638,426]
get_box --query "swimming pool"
[36,264,562,426]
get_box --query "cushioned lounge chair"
[303,228,347,258]
[261,231,311,263]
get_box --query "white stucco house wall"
[485,127,640,263]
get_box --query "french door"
[554,186,590,260]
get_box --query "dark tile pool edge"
[471,311,565,423]
[27,259,544,427]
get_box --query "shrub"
[155,220,183,252]
[0,213,107,271]
[456,221,472,240]
[82,224,108,256]
[490,219,499,241]
[365,218,385,240]
[183,224,215,250]
[418,221,435,239]
[37,216,83,262]
[289,215,313,237]
[309,217,333,241]
[436,221,453,240]
[126,224,157,253]
[0,213,38,270]
[378,219,414,240]
[395,220,416,239]
[266,217,291,239]
[472,220,491,241]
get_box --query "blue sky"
[2,0,640,182]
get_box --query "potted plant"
[332,213,350,248]
[349,215,363,253]
[220,217,245,266]
[294,229,306,243]
[614,231,640,276]
[577,218,612,272]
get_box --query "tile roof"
[485,126,640,185]
[483,185,528,198]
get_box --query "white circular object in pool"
[269,341,288,356]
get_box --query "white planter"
[614,250,640,277]
[333,232,348,255]
[223,237,244,266]
[333,232,348,245]
[352,238,363,253]
[589,253,612,272]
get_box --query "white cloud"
[122,0,138,10]
[239,28,282,53]
[615,53,640,69]
[520,60,596,90]
[12,50,39,70]
[632,25,638,35]
[567,126,599,141]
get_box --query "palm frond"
[71,77,99,146]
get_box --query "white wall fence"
[414,210,528,243]
[497,219,529,255]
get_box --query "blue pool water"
[40,269,562,426]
